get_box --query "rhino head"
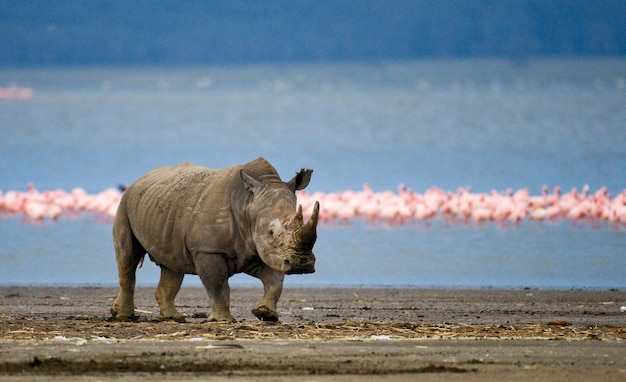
[241,168,319,274]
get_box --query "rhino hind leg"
[111,204,146,321]
[155,267,186,322]
[111,250,144,321]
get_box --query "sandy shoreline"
[1,286,625,381]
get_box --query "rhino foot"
[252,305,279,322]
[159,315,186,323]
[207,313,237,323]
[109,311,140,322]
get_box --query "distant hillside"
[1,0,625,66]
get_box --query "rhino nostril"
[282,259,292,273]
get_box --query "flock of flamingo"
[0,86,35,100]
[1,183,626,227]
[299,184,626,226]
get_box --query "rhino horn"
[296,201,319,247]
[294,204,304,225]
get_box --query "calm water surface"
[1,59,625,287]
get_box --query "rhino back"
[121,162,244,272]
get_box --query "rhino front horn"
[298,201,319,247]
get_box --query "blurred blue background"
[1,1,625,66]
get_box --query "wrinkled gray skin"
[111,157,319,323]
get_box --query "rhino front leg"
[249,265,284,322]
[194,253,236,323]
[155,267,185,322]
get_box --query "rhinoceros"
[110,157,319,322]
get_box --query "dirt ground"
[1,286,625,381]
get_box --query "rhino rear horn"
[294,204,304,225]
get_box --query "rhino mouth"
[282,253,316,275]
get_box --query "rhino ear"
[241,170,263,193]
[287,169,313,191]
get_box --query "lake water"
[1,59,625,288]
